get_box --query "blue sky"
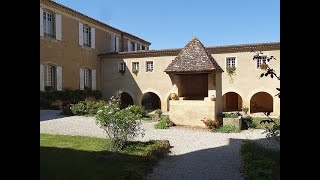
[54,0,280,50]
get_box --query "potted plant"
[226,66,236,77]
[170,93,178,100]
[242,107,249,115]
[155,109,162,119]
[132,69,139,76]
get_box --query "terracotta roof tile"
[164,37,223,73]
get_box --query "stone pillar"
[215,71,223,121]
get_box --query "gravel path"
[40,110,279,180]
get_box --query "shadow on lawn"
[41,137,279,180]
[40,141,171,180]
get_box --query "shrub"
[242,116,256,129]
[201,118,220,129]
[215,125,240,133]
[95,103,145,151]
[222,113,240,118]
[155,118,171,129]
[129,105,148,118]
[155,109,162,115]
[40,89,103,109]
[70,100,106,116]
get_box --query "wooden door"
[226,92,238,111]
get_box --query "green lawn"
[40,134,170,180]
[252,117,280,129]
[240,141,280,179]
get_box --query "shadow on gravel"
[148,137,279,180]
[40,110,67,121]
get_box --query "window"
[226,57,236,68]
[132,62,139,71]
[146,61,153,72]
[44,65,56,89]
[131,42,135,51]
[257,56,267,69]
[83,69,92,89]
[119,62,126,73]
[43,11,55,38]
[83,25,91,47]
[142,46,145,50]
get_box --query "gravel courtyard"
[40,110,279,180]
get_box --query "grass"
[222,113,240,118]
[215,125,241,133]
[240,141,280,180]
[40,134,170,180]
[154,117,171,129]
[252,117,280,129]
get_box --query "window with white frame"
[119,62,126,73]
[83,68,92,89]
[257,56,267,69]
[83,25,91,47]
[44,65,56,89]
[43,10,55,38]
[132,62,139,71]
[146,61,153,72]
[226,57,236,68]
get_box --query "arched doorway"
[250,92,273,113]
[141,92,161,112]
[222,92,243,112]
[120,92,133,109]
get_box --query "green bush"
[128,105,148,118]
[240,141,280,180]
[222,113,240,118]
[155,118,171,129]
[70,100,106,116]
[242,116,256,129]
[95,91,145,150]
[61,106,74,116]
[215,125,240,133]
[95,102,145,151]
[40,89,103,109]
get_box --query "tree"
[252,51,280,143]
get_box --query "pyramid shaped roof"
[164,37,223,74]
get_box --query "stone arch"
[250,92,273,113]
[141,92,161,112]
[119,92,134,109]
[222,92,243,112]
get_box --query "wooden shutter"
[127,40,131,51]
[56,66,62,91]
[91,69,96,90]
[110,33,115,52]
[55,14,62,41]
[91,28,95,48]
[40,8,44,36]
[134,43,138,51]
[80,68,84,90]
[40,64,45,91]
[115,36,120,52]
[79,22,83,46]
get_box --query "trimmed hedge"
[40,89,102,109]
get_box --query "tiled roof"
[164,37,223,73]
[41,0,151,45]
[99,42,280,58]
